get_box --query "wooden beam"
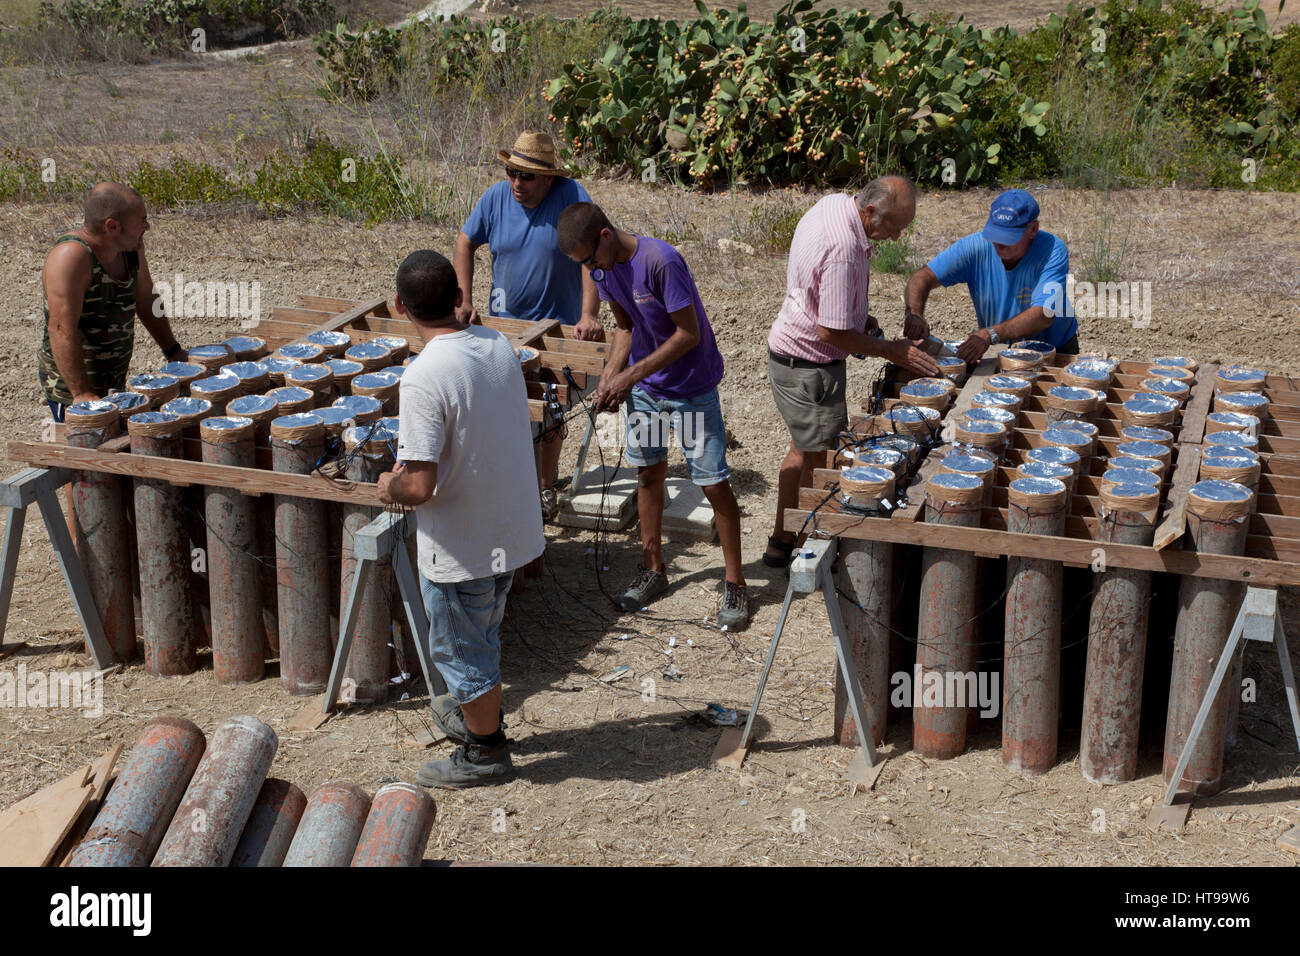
[297,295,392,317]
[1154,444,1201,550]
[283,297,389,348]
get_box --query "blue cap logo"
[982,189,1040,246]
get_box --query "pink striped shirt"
[767,193,871,363]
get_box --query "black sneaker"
[428,694,507,745]
[617,565,669,612]
[717,581,750,631]
[417,740,514,789]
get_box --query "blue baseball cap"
[982,189,1040,245]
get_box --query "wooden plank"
[298,295,392,317]
[1154,444,1201,550]
[10,441,385,507]
[787,496,1300,585]
[0,763,94,866]
[510,319,560,348]
[283,297,389,348]
[287,694,333,732]
[53,743,123,867]
[1178,362,1218,445]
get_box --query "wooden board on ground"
[1147,799,1191,832]
[712,727,747,771]
[1278,826,1300,855]
[0,763,94,866]
[406,725,449,750]
[54,743,123,867]
[845,748,885,793]
[287,694,333,732]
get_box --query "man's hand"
[956,328,993,364]
[71,391,100,406]
[593,370,637,413]
[903,310,929,340]
[168,347,188,362]
[377,462,404,505]
[573,316,605,342]
[885,339,940,378]
[864,313,881,336]
[455,301,479,325]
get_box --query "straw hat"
[497,131,573,177]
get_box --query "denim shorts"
[421,570,514,704]
[624,385,729,486]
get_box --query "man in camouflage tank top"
[39,182,186,419]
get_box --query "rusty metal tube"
[153,715,278,867]
[1002,478,1068,774]
[69,716,206,867]
[1080,503,1157,783]
[201,417,264,684]
[913,477,984,759]
[350,782,435,867]
[270,415,333,695]
[834,538,893,747]
[283,782,372,867]
[65,403,136,663]
[340,425,395,704]
[127,412,196,676]
[230,777,306,867]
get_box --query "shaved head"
[84,182,144,234]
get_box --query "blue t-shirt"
[597,237,724,401]
[926,231,1078,348]
[462,178,591,324]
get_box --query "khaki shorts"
[768,354,848,453]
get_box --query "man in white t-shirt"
[377,249,544,789]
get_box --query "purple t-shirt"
[596,237,724,401]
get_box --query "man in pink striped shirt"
[765,176,937,567]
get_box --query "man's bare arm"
[43,242,97,402]
[453,232,481,324]
[377,460,438,506]
[903,266,940,339]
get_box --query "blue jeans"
[48,401,66,423]
[623,385,730,486]
[421,570,514,704]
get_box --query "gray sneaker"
[428,694,507,745]
[617,565,669,611]
[717,581,750,631]
[418,740,514,789]
[540,486,559,521]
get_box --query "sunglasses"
[506,168,538,182]
[580,230,606,268]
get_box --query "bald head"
[84,182,144,234]
[855,175,916,241]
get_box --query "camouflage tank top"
[38,235,139,406]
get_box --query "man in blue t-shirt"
[455,131,604,519]
[557,201,749,631]
[903,189,1079,362]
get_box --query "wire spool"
[190,373,242,415]
[986,374,1034,400]
[372,336,411,365]
[160,395,213,431]
[1120,394,1179,428]
[514,346,542,376]
[227,394,280,441]
[199,415,256,444]
[225,361,271,397]
[126,409,182,440]
[936,354,967,386]
[998,347,1045,374]
[925,470,984,506]
[104,391,150,416]
[1205,410,1259,437]
[1215,365,1267,393]
[1138,377,1191,405]
[258,356,302,389]
[1152,355,1198,373]
[286,364,335,405]
[972,390,1022,416]
[954,418,1007,452]
[333,394,384,425]
[1199,453,1260,487]
[128,373,181,410]
[1109,455,1165,479]
[840,465,895,509]
[1186,479,1253,522]
[307,330,353,358]
[1146,364,1194,383]
[1099,467,1161,497]
[1043,425,1093,460]
[189,343,235,374]
[939,452,997,489]
[1018,460,1073,483]
[352,371,401,416]
[1061,358,1115,390]
[278,342,327,364]
[1008,475,1068,515]
[325,359,365,394]
[965,406,1017,429]
[223,335,268,361]
[343,341,392,372]
[1115,439,1172,470]
[159,361,204,394]
[268,386,316,416]
[269,413,325,443]
[1098,482,1161,520]
[898,379,952,412]
[313,406,358,438]
[1120,424,1174,447]
[1045,384,1102,422]
[1214,390,1269,419]
[884,404,940,438]
[1203,430,1259,455]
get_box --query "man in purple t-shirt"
[557,202,748,630]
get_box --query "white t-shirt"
[397,324,545,583]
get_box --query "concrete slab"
[662,477,716,539]
[555,466,639,531]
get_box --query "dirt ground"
[1,4,1299,866]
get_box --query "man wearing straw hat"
[38,182,187,421]
[454,131,603,521]
[902,188,1079,363]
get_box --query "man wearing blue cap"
[903,189,1078,362]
